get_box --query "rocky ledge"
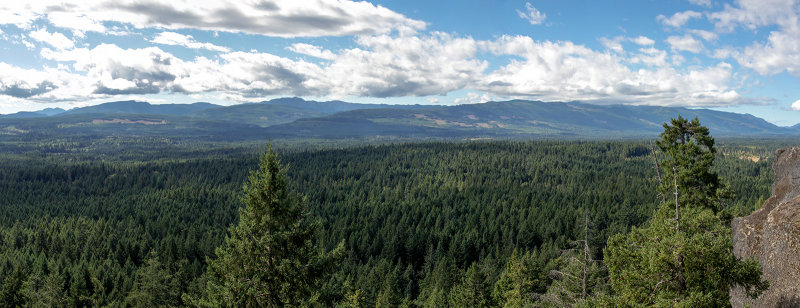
[731,146,800,308]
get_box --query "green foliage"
[197,146,328,307]
[492,250,548,307]
[449,264,494,307]
[605,118,769,306]
[541,245,608,306]
[125,250,182,307]
[0,139,779,306]
[656,116,729,213]
[605,204,767,306]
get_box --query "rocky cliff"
[731,146,800,307]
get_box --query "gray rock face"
[731,146,800,308]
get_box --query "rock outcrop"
[731,146,800,308]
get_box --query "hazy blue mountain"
[263,97,428,113]
[0,98,794,140]
[190,97,430,127]
[63,101,220,116]
[0,107,66,118]
[264,100,790,138]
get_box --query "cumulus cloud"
[0,0,425,38]
[631,36,655,46]
[323,33,487,98]
[47,12,106,37]
[666,34,704,53]
[29,28,74,50]
[42,44,182,95]
[630,47,669,67]
[479,35,741,106]
[657,10,702,28]
[707,0,800,76]
[708,0,796,31]
[40,43,326,98]
[0,62,91,101]
[14,29,748,108]
[287,43,336,60]
[151,31,230,52]
[517,3,547,25]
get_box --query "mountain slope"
[63,101,220,115]
[265,100,789,138]
[0,107,66,118]
[0,99,793,140]
[191,97,430,127]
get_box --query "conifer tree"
[604,117,767,306]
[125,250,181,307]
[492,250,547,307]
[448,263,493,308]
[541,214,608,307]
[195,145,341,307]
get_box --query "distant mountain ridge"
[62,101,219,116]
[0,98,797,140]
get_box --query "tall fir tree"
[448,263,493,308]
[492,250,547,307]
[604,117,768,306]
[194,145,341,307]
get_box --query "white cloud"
[151,31,230,52]
[21,39,35,49]
[630,47,669,66]
[688,29,718,41]
[287,43,336,60]
[708,0,795,32]
[47,12,106,37]
[689,0,712,7]
[666,34,704,53]
[0,62,91,101]
[707,0,800,76]
[0,10,37,29]
[599,36,624,53]
[738,27,800,75]
[631,36,655,46]
[323,32,487,98]
[792,99,800,111]
[517,3,547,25]
[657,10,702,27]
[0,0,426,38]
[29,28,74,50]
[479,35,741,107]
[42,44,184,95]
[454,92,492,104]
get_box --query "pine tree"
[125,250,181,307]
[604,117,768,306]
[195,145,341,307]
[655,116,729,214]
[448,263,493,308]
[492,250,547,307]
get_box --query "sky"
[1,0,799,126]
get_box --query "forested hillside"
[0,139,779,306]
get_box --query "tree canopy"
[605,117,768,306]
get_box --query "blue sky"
[1,0,799,126]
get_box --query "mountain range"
[1,98,796,140]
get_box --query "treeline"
[0,139,776,306]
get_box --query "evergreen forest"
[0,133,790,306]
